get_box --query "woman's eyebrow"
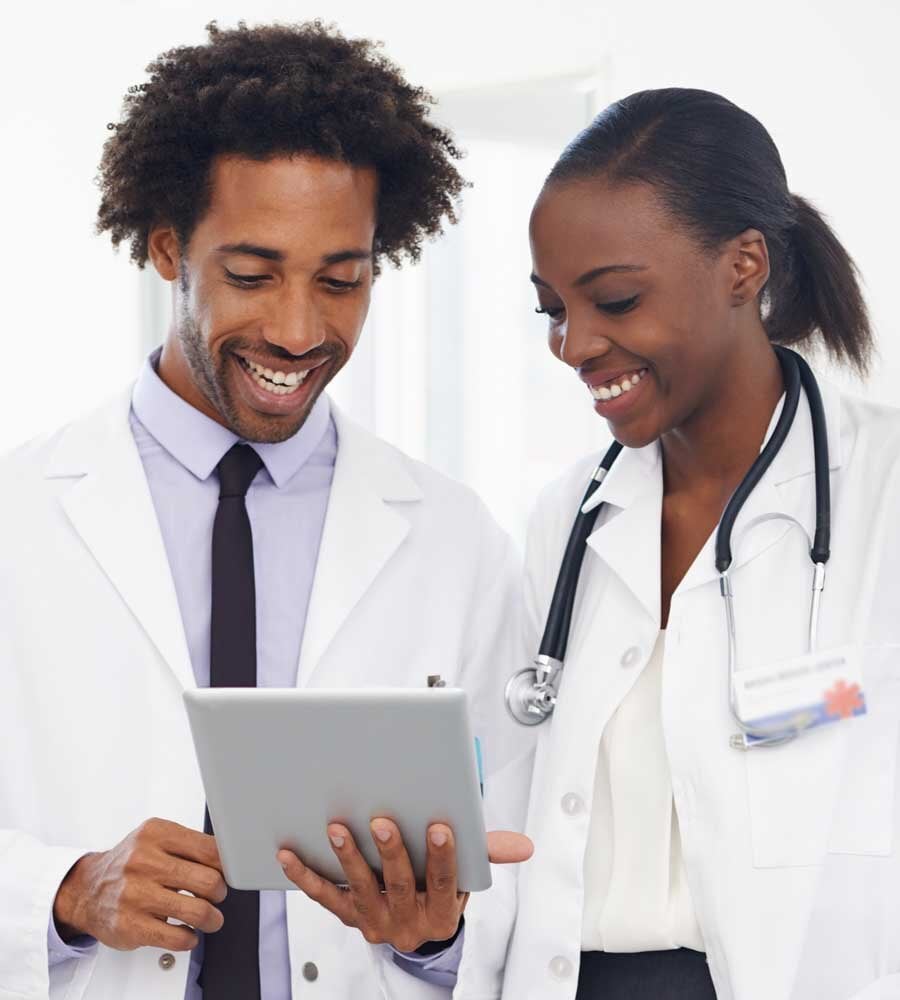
[530,264,648,290]
[572,264,648,288]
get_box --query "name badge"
[733,645,866,742]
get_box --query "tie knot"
[216,444,263,499]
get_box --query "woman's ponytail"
[765,194,872,375]
[547,89,874,376]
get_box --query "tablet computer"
[183,687,492,893]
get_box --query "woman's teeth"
[240,357,310,395]
[590,368,647,401]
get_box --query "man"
[0,21,529,1000]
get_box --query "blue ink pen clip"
[426,676,484,795]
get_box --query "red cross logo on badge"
[824,680,864,720]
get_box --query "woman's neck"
[660,331,784,500]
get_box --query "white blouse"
[581,630,705,953]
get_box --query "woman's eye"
[597,295,639,315]
[535,305,565,321]
[225,269,270,287]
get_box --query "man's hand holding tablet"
[184,686,534,954]
[278,821,533,952]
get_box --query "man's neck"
[157,334,227,429]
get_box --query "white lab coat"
[0,388,525,1000]
[455,378,900,1000]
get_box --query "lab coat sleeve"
[0,829,95,999]
[370,505,533,1000]
[452,496,549,1000]
[460,503,538,996]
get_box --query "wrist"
[413,915,464,956]
[53,853,97,942]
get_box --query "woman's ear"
[147,225,181,282]
[729,228,770,305]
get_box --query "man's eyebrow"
[321,249,373,266]
[214,245,373,266]
[215,243,285,262]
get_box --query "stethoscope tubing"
[513,346,831,743]
[537,441,622,661]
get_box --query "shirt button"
[620,646,641,668]
[549,955,574,980]
[158,953,175,971]
[560,792,585,816]
[302,961,319,982]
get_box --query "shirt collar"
[131,351,332,487]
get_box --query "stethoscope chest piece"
[505,655,563,725]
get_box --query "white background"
[2,0,898,542]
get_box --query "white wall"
[600,0,900,401]
[2,0,897,476]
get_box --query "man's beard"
[175,303,339,444]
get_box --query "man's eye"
[225,269,270,286]
[535,305,565,320]
[321,277,363,291]
[597,295,639,315]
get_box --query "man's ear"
[147,225,181,282]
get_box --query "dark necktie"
[202,443,263,999]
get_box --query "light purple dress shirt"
[47,354,461,993]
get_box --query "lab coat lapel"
[674,373,844,596]
[296,406,422,686]
[584,442,663,625]
[581,372,843,609]
[47,390,195,692]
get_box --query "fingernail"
[330,834,345,848]
[280,861,289,871]
[430,829,448,847]
[372,823,391,843]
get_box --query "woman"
[459,88,900,1000]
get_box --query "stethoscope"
[505,346,831,750]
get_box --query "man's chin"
[229,406,315,444]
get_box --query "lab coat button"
[302,962,319,982]
[549,955,574,980]
[560,792,585,815]
[158,953,175,971]
[620,646,641,668]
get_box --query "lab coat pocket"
[747,644,900,868]
[828,644,900,856]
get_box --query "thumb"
[486,830,534,864]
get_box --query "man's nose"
[265,288,326,356]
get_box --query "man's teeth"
[241,358,310,395]
[590,369,646,401]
